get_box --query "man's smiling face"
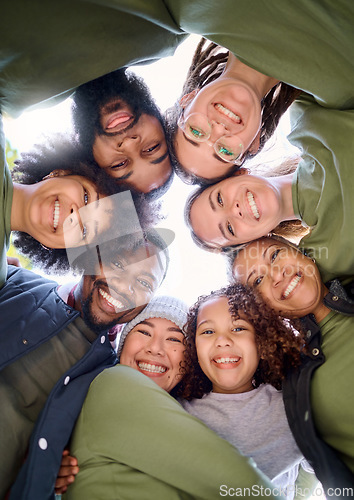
[79,241,167,331]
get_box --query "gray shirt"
[180,385,313,497]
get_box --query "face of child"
[189,171,282,248]
[233,238,327,321]
[23,174,112,249]
[175,78,262,180]
[195,296,259,394]
[93,102,172,193]
[120,317,185,393]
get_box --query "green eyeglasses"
[178,112,244,164]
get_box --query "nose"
[146,337,165,356]
[209,121,228,141]
[109,273,135,297]
[117,134,140,148]
[270,265,286,287]
[215,334,232,348]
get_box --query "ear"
[51,169,72,177]
[179,89,199,108]
[233,167,250,177]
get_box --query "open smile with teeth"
[53,199,60,231]
[138,362,167,374]
[214,356,241,365]
[99,288,125,310]
[283,274,301,298]
[215,103,241,124]
[246,191,260,220]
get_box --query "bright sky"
[3,34,297,307]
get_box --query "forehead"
[198,295,229,319]
[131,317,181,331]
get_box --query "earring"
[40,243,50,251]
[42,170,60,181]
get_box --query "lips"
[246,190,260,220]
[105,112,133,131]
[98,287,131,313]
[213,356,241,367]
[137,361,167,374]
[214,103,242,125]
[53,199,60,231]
[282,274,301,299]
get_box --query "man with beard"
[72,69,174,198]
[0,227,170,499]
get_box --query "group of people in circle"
[1,2,354,499]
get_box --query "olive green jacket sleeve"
[65,365,281,500]
[2,0,354,116]
[0,116,13,288]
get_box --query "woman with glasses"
[165,39,299,185]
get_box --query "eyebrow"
[151,151,169,165]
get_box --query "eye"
[167,336,183,343]
[217,192,223,207]
[143,143,160,154]
[253,276,263,287]
[111,159,128,170]
[217,145,234,158]
[188,126,205,141]
[137,279,153,292]
[83,188,89,205]
[232,326,246,333]
[199,329,214,335]
[137,329,151,337]
[270,249,280,263]
[227,222,234,236]
[112,260,124,270]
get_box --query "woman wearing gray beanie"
[118,295,189,396]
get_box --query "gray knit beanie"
[117,295,189,357]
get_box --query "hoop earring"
[40,243,50,251]
[42,171,60,181]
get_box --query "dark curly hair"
[180,283,305,400]
[72,67,174,199]
[165,38,302,185]
[11,135,161,275]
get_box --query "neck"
[11,183,31,232]
[313,284,331,323]
[271,173,297,222]
[224,52,280,100]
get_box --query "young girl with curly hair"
[180,283,317,498]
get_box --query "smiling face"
[92,100,172,193]
[195,296,259,394]
[79,242,166,331]
[22,175,111,249]
[175,78,262,180]
[189,171,282,248]
[233,238,328,321]
[120,317,185,392]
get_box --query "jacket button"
[100,335,106,344]
[306,330,312,338]
[22,339,28,345]
[312,348,320,356]
[304,411,309,421]
[332,296,339,301]
[38,438,48,450]
[64,376,70,386]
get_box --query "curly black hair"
[72,67,174,199]
[180,283,305,400]
[11,135,162,275]
[165,38,301,186]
